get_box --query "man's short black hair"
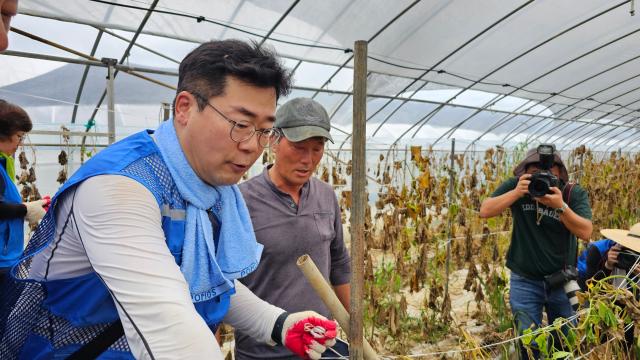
[0,99,32,140]
[174,39,292,113]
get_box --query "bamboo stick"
[296,254,378,360]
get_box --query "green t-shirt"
[492,177,592,280]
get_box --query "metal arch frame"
[70,24,184,124]
[258,0,300,47]
[580,112,638,146]
[7,28,177,89]
[467,51,640,150]
[591,126,633,149]
[589,110,640,147]
[368,1,533,137]
[16,3,632,121]
[1,50,178,76]
[310,0,422,101]
[430,25,640,147]
[281,0,359,136]
[5,45,640,149]
[462,99,538,152]
[555,97,640,149]
[513,96,637,147]
[541,83,640,145]
[536,73,640,143]
[285,0,357,90]
[507,102,609,146]
[288,85,640,128]
[499,105,556,146]
[71,29,103,124]
[607,131,640,150]
[380,0,631,148]
[218,0,247,40]
[88,0,160,122]
[334,0,535,153]
[500,67,640,145]
[8,1,640,152]
[94,26,181,64]
[605,128,640,152]
[537,84,640,148]
[70,2,116,124]
[500,74,640,146]
[565,112,639,151]
[307,0,422,154]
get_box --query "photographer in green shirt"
[480,144,592,359]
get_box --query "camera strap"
[562,182,576,268]
[562,182,574,205]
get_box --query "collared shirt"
[236,165,351,359]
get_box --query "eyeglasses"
[16,133,26,143]
[193,93,281,148]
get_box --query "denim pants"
[509,271,574,359]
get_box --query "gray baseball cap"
[275,98,334,143]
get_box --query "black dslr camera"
[545,266,581,311]
[616,247,640,271]
[528,144,560,198]
[544,266,578,290]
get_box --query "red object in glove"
[284,315,337,359]
[42,196,52,212]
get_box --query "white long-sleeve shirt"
[30,175,283,359]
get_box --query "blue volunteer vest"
[1,130,234,359]
[576,239,616,279]
[0,160,23,269]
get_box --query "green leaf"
[552,351,571,359]
[521,328,533,346]
[535,333,548,356]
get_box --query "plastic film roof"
[4,0,640,151]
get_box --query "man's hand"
[282,311,337,359]
[535,186,564,209]
[514,174,532,198]
[605,244,621,270]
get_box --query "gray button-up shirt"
[235,165,351,359]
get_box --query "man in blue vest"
[0,40,337,359]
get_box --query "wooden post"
[350,40,367,360]
[103,58,117,144]
[161,102,171,121]
[444,138,455,298]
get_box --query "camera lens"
[564,280,580,311]
[528,175,550,198]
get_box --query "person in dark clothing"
[0,99,48,283]
[580,225,640,355]
[480,145,593,359]
[577,239,616,290]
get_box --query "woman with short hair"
[0,99,47,282]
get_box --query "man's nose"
[237,133,261,153]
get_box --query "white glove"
[281,311,337,360]
[24,200,47,226]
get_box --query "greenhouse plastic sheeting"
[4,0,640,150]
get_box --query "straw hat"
[601,223,640,253]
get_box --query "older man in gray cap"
[236,98,351,359]
[480,144,592,359]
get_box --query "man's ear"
[174,91,196,126]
